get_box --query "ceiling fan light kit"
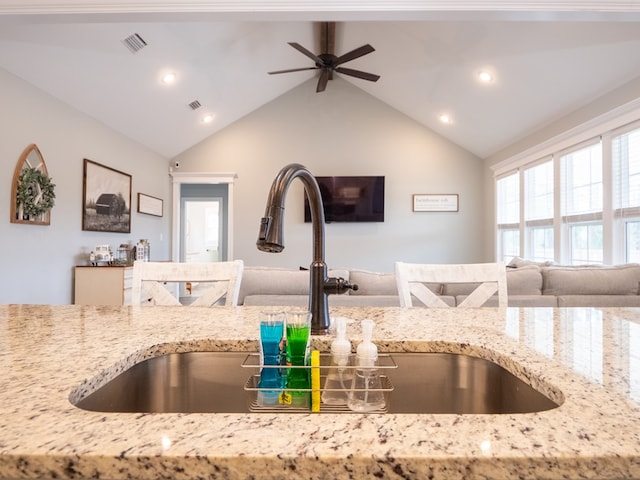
[269,22,380,93]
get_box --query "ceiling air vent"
[188,100,202,110]
[122,33,147,54]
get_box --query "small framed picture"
[137,193,163,217]
[412,194,459,212]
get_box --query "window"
[626,221,640,262]
[561,142,603,216]
[570,222,603,264]
[524,160,554,262]
[496,172,520,262]
[530,226,554,262]
[500,228,520,263]
[497,172,519,224]
[495,113,640,265]
[613,124,640,262]
[525,160,554,221]
[613,126,640,210]
[561,141,603,264]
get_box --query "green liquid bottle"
[286,323,310,407]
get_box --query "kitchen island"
[1,304,640,479]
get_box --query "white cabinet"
[74,266,133,305]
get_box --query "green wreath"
[16,167,56,217]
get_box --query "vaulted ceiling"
[1,3,640,159]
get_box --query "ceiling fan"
[268,22,380,93]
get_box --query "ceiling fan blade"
[288,42,323,65]
[335,67,380,82]
[334,44,375,67]
[268,67,319,75]
[316,69,330,92]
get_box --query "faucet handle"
[324,277,359,295]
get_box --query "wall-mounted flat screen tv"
[304,176,385,223]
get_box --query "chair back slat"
[131,260,244,306]
[395,261,507,308]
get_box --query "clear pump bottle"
[347,319,386,412]
[321,317,352,405]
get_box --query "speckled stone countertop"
[2,305,640,479]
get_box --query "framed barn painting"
[82,159,132,233]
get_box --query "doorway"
[170,172,237,301]
[170,171,236,262]
[180,183,228,263]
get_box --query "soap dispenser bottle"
[321,317,352,406]
[347,319,386,412]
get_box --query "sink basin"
[387,352,559,414]
[72,351,560,414]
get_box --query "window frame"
[493,103,640,265]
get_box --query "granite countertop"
[1,304,640,479]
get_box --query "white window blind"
[496,172,520,261]
[561,141,603,218]
[497,172,519,224]
[524,160,554,262]
[561,141,603,264]
[525,159,553,221]
[613,125,640,212]
[613,123,640,262]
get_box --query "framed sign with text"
[137,193,163,217]
[412,194,459,212]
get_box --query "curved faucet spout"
[257,164,355,335]
[257,163,325,262]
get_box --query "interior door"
[177,183,229,301]
[180,183,229,262]
[183,199,222,263]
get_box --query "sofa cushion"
[441,265,541,297]
[506,265,543,295]
[349,268,442,296]
[349,269,399,296]
[238,267,350,304]
[442,282,481,296]
[542,264,640,296]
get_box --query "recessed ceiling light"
[202,114,214,124]
[161,72,176,84]
[439,114,452,124]
[477,70,494,84]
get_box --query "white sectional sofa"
[239,267,401,307]
[237,261,640,308]
[506,258,640,307]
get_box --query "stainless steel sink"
[387,352,559,414]
[72,351,560,414]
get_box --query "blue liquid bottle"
[258,312,285,406]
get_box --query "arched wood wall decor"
[10,144,55,225]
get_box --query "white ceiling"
[2,12,640,159]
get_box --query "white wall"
[0,68,171,304]
[174,77,486,272]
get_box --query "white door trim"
[169,172,237,262]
